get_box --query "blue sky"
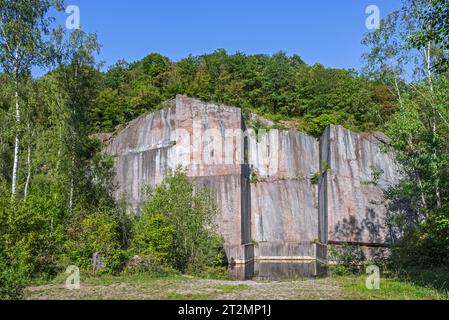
[49,0,402,72]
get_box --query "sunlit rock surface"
[105,96,400,263]
[248,131,320,258]
[319,125,400,247]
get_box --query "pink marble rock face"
[105,96,400,262]
[319,125,401,245]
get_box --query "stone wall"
[248,131,319,258]
[319,126,400,246]
[105,96,401,263]
[106,96,251,263]
[106,107,176,212]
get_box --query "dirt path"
[25,277,345,300]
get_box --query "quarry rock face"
[106,95,400,263]
[319,126,400,258]
[248,131,320,259]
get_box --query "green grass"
[164,292,218,300]
[23,269,449,300]
[214,284,250,293]
[162,283,249,300]
[334,274,448,300]
[83,273,183,286]
[397,267,449,293]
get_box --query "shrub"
[0,248,30,300]
[130,168,226,274]
[129,213,175,266]
[328,243,366,275]
[63,210,124,274]
[124,254,178,276]
[392,214,449,268]
[0,179,32,299]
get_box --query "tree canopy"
[90,50,394,136]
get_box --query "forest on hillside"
[1,0,449,299]
[89,51,395,137]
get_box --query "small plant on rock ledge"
[311,172,321,185]
[362,166,384,186]
[310,161,331,185]
[250,171,260,185]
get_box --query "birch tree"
[50,28,100,213]
[0,0,62,196]
[362,0,449,233]
[409,0,449,72]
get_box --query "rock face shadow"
[333,208,383,244]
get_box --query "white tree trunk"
[69,154,74,213]
[393,75,403,109]
[11,85,20,196]
[24,142,31,199]
[425,42,441,209]
[69,176,74,213]
[11,45,21,197]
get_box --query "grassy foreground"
[24,271,449,300]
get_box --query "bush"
[129,168,226,274]
[0,179,32,299]
[124,255,177,276]
[63,210,124,274]
[392,214,449,268]
[129,213,175,266]
[0,248,30,300]
[328,243,366,275]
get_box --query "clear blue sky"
[50,0,401,71]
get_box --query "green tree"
[130,213,175,267]
[409,0,449,71]
[91,88,124,132]
[363,0,449,267]
[93,50,386,137]
[0,178,29,299]
[130,168,225,274]
[0,0,63,195]
[0,73,13,181]
[63,210,123,273]
[49,28,103,213]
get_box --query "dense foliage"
[362,0,449,269]
[63,210,124,274]
[90,51,395,136]
[130,169,225,275]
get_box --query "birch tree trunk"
[24,142,31,199]
[407,137,428,213]
[425,41,441,209]
[69,145,75,214]
[11,79,20,196]
[69,175,74,213]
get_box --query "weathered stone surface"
[251,180,318,243]
[319,125,400,245]
[105,96,401,263]
[253,260,326,280]
[248,131,318,179]
[105,107,177,212]
[172,95,244,177]
[106,96,251,263]
[247,112,275,128]
[248,131,319,258]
